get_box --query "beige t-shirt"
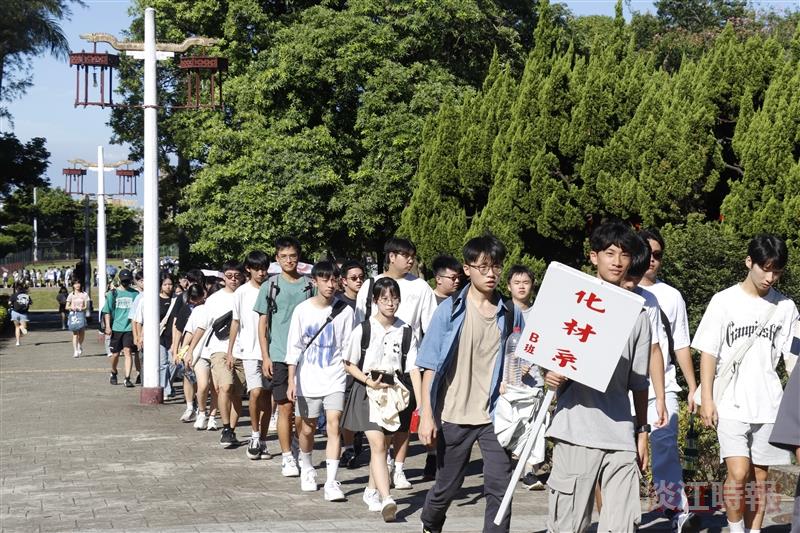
[439,298,500,425]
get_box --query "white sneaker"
[206,417,220,431]
[179,407,196,422]
[324,480,346,502]
[20,326,27,335]
[193,412,208,430]
[281,455,300,477]
[300,468,317,492]
[77,346,83,356]
[381,497,397,522]
[393,469,412,490]
[15,341,20,346]
[362,488,382,512]
[73,350,79,358]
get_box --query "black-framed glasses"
[437,274,460,282]
[394,251,416,261]
[467,263,502,275]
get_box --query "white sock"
[728,519,745,533]
[185,401,193,409]
[282,451,292,459]
[746,529,761,533]
[342,445,353,451]
[395,461,404,473]
[299,451,313,471]
[326,459,339,484]
[252,431,260,440]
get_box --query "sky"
[2,0,794,205]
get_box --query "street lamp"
[70,8,222,405]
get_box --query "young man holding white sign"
[692,234,798,533]
[544,222,652,533]
[417,235,521,533]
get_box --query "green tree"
[655,0,748,33]
[0,0,79,116]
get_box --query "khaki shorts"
[210,352,243,395]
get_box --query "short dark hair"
[311,260,339,279]
[432,255,461,276]
[748,234,788,270]
[160,272,175,285]
[463,234,506,265]
[275,236,301,256]
[639,228,665,252]
[383,237,416,268]
[627,235,652,279]
[221,260,244,274]
[340,260,364,278]
[185,269,205,286]
[244,250,270,271]
[134,270,144,282]
[373,276,401,301]
[590,221,639,254]
[506,265,534,284]
[185,283,206,303]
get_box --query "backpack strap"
[265,274,280,329]
[304,300,348,350]
[502,295,514,340]
[358,319,371,370]
[364,277,376,318]
[397,324,413,375]
[302,274,314,299]
[658,308,677,367]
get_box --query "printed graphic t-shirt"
[102,287,139,332]
[691,284,799,423]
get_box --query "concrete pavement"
[1,312,794,532]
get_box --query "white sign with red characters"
[516,262,645,392]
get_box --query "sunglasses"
[651,250,663,261]
[347,275,365,281]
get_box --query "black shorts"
[109,331,135,354]
[272,362,290,403]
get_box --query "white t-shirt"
[231,282,263,360]
[342,317,418,373]
[691,284,799,423]
[129,293,143,323]
[184,304,212,361]
[354,273,437,335]
[635,286,682,397]
[286,299,354,398]
[196,289,236,359]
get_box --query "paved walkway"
[1,313,794,532]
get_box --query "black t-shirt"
[159,296,175,347]
[338,293,357,310]
[11,292,31,313]
[173,300,193,334]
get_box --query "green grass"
[0,287,100,312]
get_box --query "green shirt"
[101,287,139,332]
[253,274,312,363]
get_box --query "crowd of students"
[83,226,799,532]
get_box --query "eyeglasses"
[378,297,400,305]
[651,250,663,261]
[277,253,298,261]
[347,275,365,282]
[394,251,416,261]
[437,274,460,282]
[467,264,503,275]
[224,273,244,280]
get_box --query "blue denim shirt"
[415,283,521,423]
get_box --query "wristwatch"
[635,424,651,434]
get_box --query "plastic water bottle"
[503,326,523,387]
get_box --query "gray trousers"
[421,422,512,533]
[547,440,641,533]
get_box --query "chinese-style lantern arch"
[63,167,87,195]
[116,167,140,196]
[176,55,228,109]
[68,44,120,108]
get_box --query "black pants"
[421,421,512,533]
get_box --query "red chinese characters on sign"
[523,331,541,355]
[575,290,606,313]
[552,348,578,370]
[563,319,597,343]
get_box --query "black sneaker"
[341,447,358,468]
[522,471,545,490]
[423,453,437,481]
[219,428,236,448]
[135,374,141,385]
[246,436,261,460]
[109,372,118,385]
[124,377,134,388]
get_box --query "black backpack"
[264,273,314,330]
[358,318,414,388]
